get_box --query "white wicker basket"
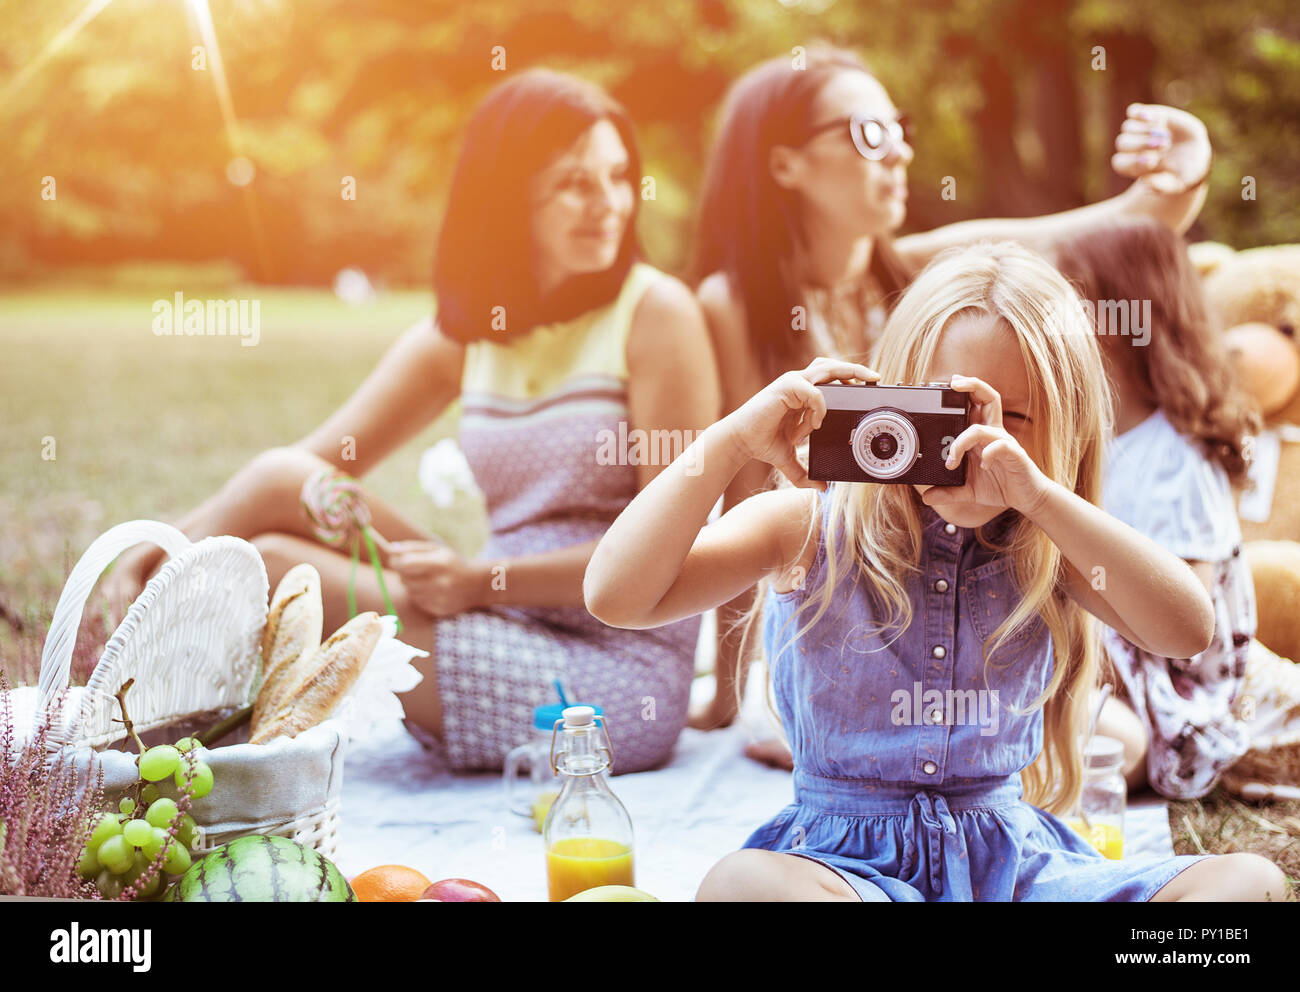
[27,519,345,859]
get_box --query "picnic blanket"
[335,677,1181,901]
[2,678,1180,901]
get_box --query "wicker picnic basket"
[30,519,345,860]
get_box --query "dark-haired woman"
[689,46,1214,751]
[104,70,720,773]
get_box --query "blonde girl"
[585,241,1285,901]
[688,43,1215,740]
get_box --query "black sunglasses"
[804,112,913,161]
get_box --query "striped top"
[459,262,664,544]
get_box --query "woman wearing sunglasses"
[688,45,1214,751]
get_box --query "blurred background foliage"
[0,0,1297,289]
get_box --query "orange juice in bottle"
[543,706,635,901]
[547,838,635,901]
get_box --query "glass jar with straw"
[504,680,602,832]
[1066,736,1127,859]
[1065,686,1126,859]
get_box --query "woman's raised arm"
[896,103,1211,269]
[296,317,465,476]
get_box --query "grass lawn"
[0,282,487,685]
[1,281,1296,897]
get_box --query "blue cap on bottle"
[534,702,602,731]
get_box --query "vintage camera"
[807,383,971,485]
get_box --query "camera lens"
[870,433,898,460]
[850,410,919,480]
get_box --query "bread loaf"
[249,611,382,744]
[251,564,324,734]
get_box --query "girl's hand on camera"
[922,374,1052,516]
[724,357,879,489]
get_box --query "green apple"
[563,885,659,902]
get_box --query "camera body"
[808,383,971,486]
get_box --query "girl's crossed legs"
[696,848,1288,902]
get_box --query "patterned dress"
[425,263,700,774]
[1101,410,1253,799]
[742,487,1210,901]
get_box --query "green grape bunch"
[77,735,215,901]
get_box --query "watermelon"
[165,835,356,902]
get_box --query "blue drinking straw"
[553,678,571,708]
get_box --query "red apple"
[420,878,502,902]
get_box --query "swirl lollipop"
[300,468,399,629]
[302,469,386,548]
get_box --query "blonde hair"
[740,241,1112,815]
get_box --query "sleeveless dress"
[1100,410,1254,799]
[428,262,701,773]
[741,486,1210,901]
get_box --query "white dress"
[1101,410,1254,799]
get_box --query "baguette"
[251,564,324,734]
[249,611,383,744]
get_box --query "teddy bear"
[1187,243,1300,799]
[1191,243,1300,665]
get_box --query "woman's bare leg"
[696,849,860,901]
[743,738,795,770]
[101,446,433,623]
[1093,692,1148,791]
[690,462,771,731]
[250,531,443,741]
[689,587,752,730]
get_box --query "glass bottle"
[1066,735,1126,859]
[504,702,604,832]
[543,705,635,901]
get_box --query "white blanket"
[335,686,1179,902]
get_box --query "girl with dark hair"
[1054,217,1262,799]
[103,69,720,773]
[689,45,1215,749]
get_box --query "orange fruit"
[349,865,433,902]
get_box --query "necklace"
[802,274,885,361]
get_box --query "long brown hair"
[433,69,642,344]
[689,45,912,383]
[1053,218,1260,485]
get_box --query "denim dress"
[742,486,1210,901]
